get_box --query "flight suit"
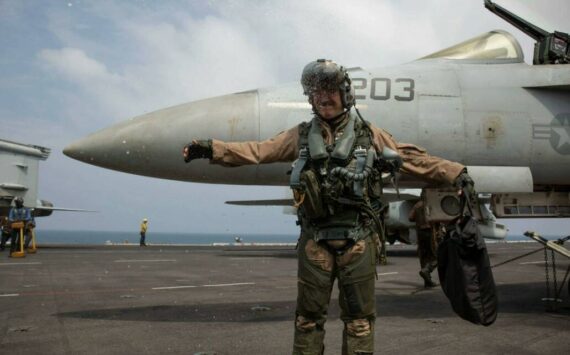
[209,112,464,355]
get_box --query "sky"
[1,0,569,236]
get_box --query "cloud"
[30,0,505,129]
[36,47,140,128]
[38,47,115,82]
[31,0,447,131]
[117,14,276,102]
[35,0,453,117]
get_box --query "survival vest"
[290,113,384,243]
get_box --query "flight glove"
[183,139,213,163]
[454,170,476,201]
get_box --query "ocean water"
[31,229,565,245]
[34,229,299,245]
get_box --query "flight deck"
[0,242,568,354]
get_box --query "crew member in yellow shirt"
[140,218,148,246]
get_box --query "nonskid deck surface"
[0,243,568,354]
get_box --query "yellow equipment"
[10,222,26,258]
[27,227,37,253]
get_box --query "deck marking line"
[152,285,198,290]
[152,282,255,291]
[519,261,546,265]
[0,294,19,297]
[114,259,177,263]
[0,262,42,266]
[378,272,399,276]
[202,282,255,287]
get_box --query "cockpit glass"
[421,30,524,62]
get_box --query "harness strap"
[359,203,387,268]
[290,147,309,190]
[355,120,373,147]
[308,120,328,160]
[298,121,310,147]
[353,147,368,197]
[330,116,356,161]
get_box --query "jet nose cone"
[63,125,126,168]
[63,136,96,163]
[62,90,260,181]
[62,113,185,175]
[62,141,78,160]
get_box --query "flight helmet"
[301,59,355,110]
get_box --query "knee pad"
[295,315,317,332]
[346,318,371,337]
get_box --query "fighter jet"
[63,1,570,243]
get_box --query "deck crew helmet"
[301,59,355,110]
[14,197,24,208]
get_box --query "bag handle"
[443,187,476,241]
[459,187,474,217]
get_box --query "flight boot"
[419,263,438,288]
[419,270,436,288]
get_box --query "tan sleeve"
[210,125,300,167]
[370,125,464,185]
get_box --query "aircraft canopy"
[421,30,524,63]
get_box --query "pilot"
[140,218,148,246]
[183,59,474,355]
[7,197,32,256]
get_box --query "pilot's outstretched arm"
[185,126,300,166]
[184,121,469,188]
[369,125,465,185]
